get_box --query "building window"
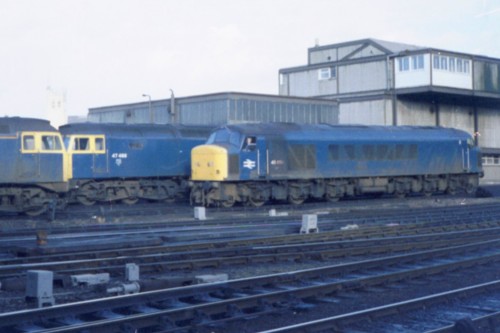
[440,56,448,70]
[411,55,424,70]
[463,60,470,74]
[398,57,410,71]
[433,54,470,74]
[449,57,456,72]
[318,68,331,80]
[398,55,423,72]
[433,55,440,69]
[482,155,500,165]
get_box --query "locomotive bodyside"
[191,123,483,207]
[60,123,211,205]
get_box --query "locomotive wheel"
[326,193,340,202]
[288,196,305,205]
[394,191,406,199]
[122,197,139,205]
[248,196,266,207]
[25,204,47,217]
[77,183,97,206]
[220,197,235,208]
[465,185,476,195]
[77,196,96,206]
[446,187,457,195]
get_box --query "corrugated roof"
[370,38,426,54]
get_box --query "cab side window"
[41,135,62,151]
[73,138,90,151]
[95,138,104,152]
[23,135,35,151]
[243,136,256,151]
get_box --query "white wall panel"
[339,99,392,125]
[339,62,388,93]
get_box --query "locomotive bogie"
[72,178,186,205]
[191,173,481,207]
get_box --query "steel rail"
[259,280,500,333]
[0,239,499,332]
[1,225,499,279]
[2,230,499,281]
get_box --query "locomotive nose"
[191,145,228,181]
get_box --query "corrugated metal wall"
[88,93,338,126]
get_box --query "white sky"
[1,0,499,119]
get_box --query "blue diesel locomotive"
[0,117,68,215]
[60,123,212,205]
[190,123,483,207]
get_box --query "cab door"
[19,132,65,182]
[68,135,108,179]
[240,136,259,180]
[19,133,39,180]
[92,136,108,174]
[461,139,471,172]
[39,133,65,182]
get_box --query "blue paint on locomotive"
[60,123,211,180]
[0,117,66,186]
[207,123,482,181]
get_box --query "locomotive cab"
[64,134,107,178]
[191,128,265,182]
[0,117,69,216]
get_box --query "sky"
[0,0,499,119]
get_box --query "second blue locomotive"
[190,123,483,207]
[60,123,212,205]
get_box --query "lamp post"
[142,94,153,123]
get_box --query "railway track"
[262,281,500,333]
[0,223,499,280]
[2,199,500,255]
[0,239,498,332]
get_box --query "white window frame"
[398,57,410,72]
[411,55,424,70]
[318,68,331,80]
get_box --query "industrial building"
[279,38,500,182]
[87,92,338,126]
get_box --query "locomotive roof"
[0,117,56,134]
[223,123,471,140]
[59,122,212,138]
